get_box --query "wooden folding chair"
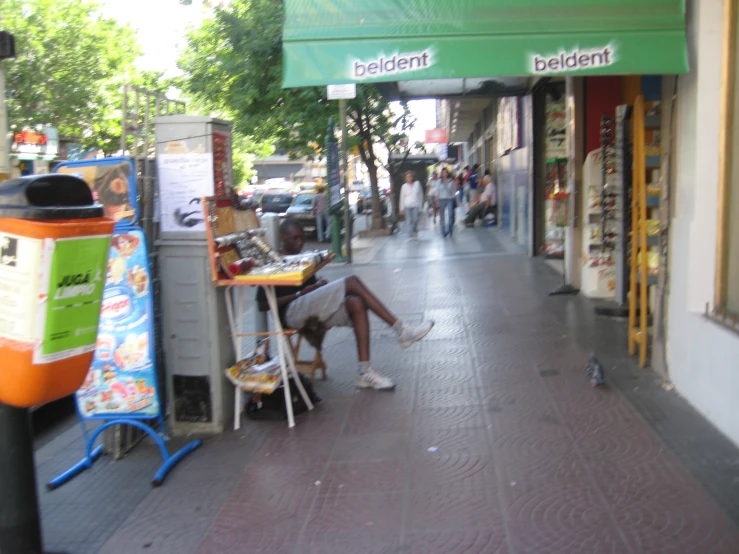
[286,330,327,382]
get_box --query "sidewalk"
[36,220,739,554]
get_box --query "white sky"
[100,0,205,76]
[405,99,438,144]
[100,0,439,137]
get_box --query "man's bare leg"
[343,275,434,348]
[344,275,397,326]
[346,295,396,390]
[345,295,370,362]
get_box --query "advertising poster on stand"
[55,158,138,224]
[156,153,215,233]
[75,228,160,419]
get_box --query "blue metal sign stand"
[47,158,200,489]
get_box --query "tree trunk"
[367,161,384,230]
[357,134,385,231]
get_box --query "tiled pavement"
[36,217,739,553]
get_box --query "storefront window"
[542,84,567,258]
[717,0,739,316]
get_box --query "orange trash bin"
[0,174,115,407]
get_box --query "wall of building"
[253,161,304,182]
[667,0,739,447]
[584,77,623,154]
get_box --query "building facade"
[666,0,739,446]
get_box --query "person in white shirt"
[464,171,497,226]
[399,171,424,239]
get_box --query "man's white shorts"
[285,277,353,330]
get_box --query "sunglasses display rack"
[600,115,618,267]
[580,132,617,299]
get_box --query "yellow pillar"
[622,76,641,107]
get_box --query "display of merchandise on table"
[204,196,334,284]
[215,228,331,281]
[203,195,331,429]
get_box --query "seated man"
[464,172,497,227]
[256,219,434,391]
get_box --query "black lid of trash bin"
[0,174,105,220]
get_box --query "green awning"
[282,0,688,88]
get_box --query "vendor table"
[202,196,335,430]
[217,254,335,430]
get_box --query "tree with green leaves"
[178,0,420,229]
[1,0,141,154]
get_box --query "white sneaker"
[399,320,435,348]
[357,368,396,391]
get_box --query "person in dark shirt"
[256,219,434,390]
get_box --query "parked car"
[260,187,294,214]
[242,184,269,206]
[285,192,317,230]
[285,192,347,237]
[356,188,387,215]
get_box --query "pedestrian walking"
[399,171,424,239]
[427,170,439,224]
[434,167,456,238]
[312,185,329,242]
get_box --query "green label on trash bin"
[36,235,111,363]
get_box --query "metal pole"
[0,53,47,554]
[339,99,352,263]
[0,403,44,554]
[0,61,10,182]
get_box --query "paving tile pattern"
[36,222,739,553]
